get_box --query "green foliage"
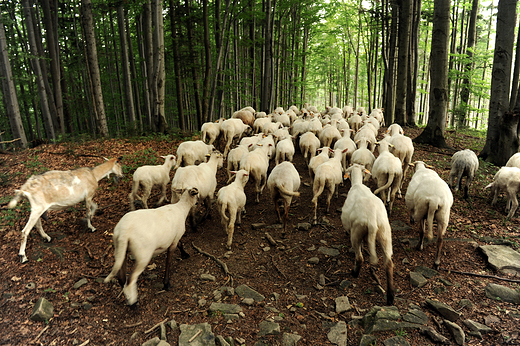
[25,153,48,175]
[121,148,160,179]
[394,329,408,337]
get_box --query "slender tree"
[117,4,136,127]
[414,0,451,147]
[394,0,412,125]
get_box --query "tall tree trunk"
[0,13,27,148]
[384,0,398,125]
[152,0,167,132]
[480,0,518,165]
[201,0,211,123]
[406,0,420,126]
[41,0,65,136]
[22,0,55,140]
[394,0,412,125]
[414,0,451,148]
[458,0,478,127]
[117,5,136,127]
[169,0,185,129]
[260,0,273,112]
[185,0,203,128]
[81,0,109,137]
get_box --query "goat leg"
[178,241,190,259]
[163,244,175,291]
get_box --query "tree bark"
[0,12,27,148]
[394,0,412,125]
[152,0,167,132]
[169,0,185,129]
[117,5,136,127]
[480,0,518,165]
[413,0,451,148]
[260,0,273,112]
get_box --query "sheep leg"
[350,228,364,278]
[35,218,52,243]
[141,184,152,209]
[283,198,290,233]
[273,193,282,223]
[226,209,237,250]
[18,206,47,263]
[116,255,127,287]
[434,229,444,270]
[123,254,152,306]
[85,197,97,232]
[507,191,518,218]
[177,241,190,259]
[385,258,395,306]
[326,187,334,213]
[157,183,168,205]
[163,244,176,291]
[416,219,427,251]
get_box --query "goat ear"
[426,164,434,169]
[189,188,199,196]
[364,169,371,175]
[342,148,348,153]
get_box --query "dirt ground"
[0,127,519,345]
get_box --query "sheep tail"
[220,201,230,223]
[426,199,438,241]
[202,131,207,143]
[311,177,326,204]
[7,190,23,209]
[374,173,395,197]
[484,182,494,189]
[104,234,129,284]
[278,185,300,197]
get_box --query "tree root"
[192,242,234,286]
[439,267,520,283]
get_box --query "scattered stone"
[258,320,280,336]
[198,299,207,307]
[26,283,36,290]
[335,296,351,313]
[485,283,520,304]
[220,287,234,296]
[392,221,412,231]
[420,326,450,344]
[251,223,266,230]
[484,314,500,326]
[73,278,88,289]
[235,284,265,302]
[403,309,428,325]
[319,274,326,286]
[242,298,255,306]
[327,321,347,346]
[308,257,319,264]
[375,307,401,321]
[201,274,216,282]
[265,306,279,313]
[463,319,492,338]
[479,245,520,275]
[458,299,473,308]
[282,332,301,346]
[426,299,460,322]
[216,335,230,346]
[359,334,377,346]
[179,323,215,346]
[402,258,410,265]
[438,277,453,286]
[270,292,280,301]
[409,272,428,288]
[383,336,409,346]
[160,322,167,340]
[235,336,245,344]
[209,303,242,314]
[297,223,311,231]
[142,337,161,346]
[307,245,316,251]
[414,266,438,279]
[213,291,222,301]
[318,246,340,256]
[444,320,465,346]
[168,320,178,331]
[368,320,422,334]
[83,302,93,310]
[223,314,239,321]
[30,297,54,322]
[339,280,352,290]
[262,247,270,252]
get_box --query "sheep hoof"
[128,302,139,310]
[19,255,28,264]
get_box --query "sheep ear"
[342,148,348,153]
[230,171,237,175]
[161,155,167,159]
[364,169,371,175]
[343,172,349,179]
[426,164,434,169]
[189,188,199,196]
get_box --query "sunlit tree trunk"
[0,13,27,148]
[394,0,412,125]
[260,0,273,112]
[152,0,167,132]
[117,4,136,127]
[414,0,451,148]
[185,0,203,128]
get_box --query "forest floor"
[0,126,519,346]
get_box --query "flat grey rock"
[179,323,215,346]
[215,335,230,346]
[463,319,492,335]
[368,320,422,334]
[297,223,312,231]
[375,308,401,321]
[73,278,88,289]
[282,332,301,346]
[30,297,54,322]
[402,309,428,325]
[420,326,450,344]
[327,321,347,346]
[201,273,216,281]
[236,284,265,302]
[308,257,319,264]
[318,246,340,256]
[444,320,465,346]
[414,266,438,279]
[480,245,520,275]
[485,283,520,304]
[383,336,410,346]
[426,299,460,321]
[209,303,242,314]
[251,223,266,230]
[335,296,351,313]
[359,334,377,346]
[409,272,428,288]
[258,320,280,336]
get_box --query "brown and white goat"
[8,157,123,263]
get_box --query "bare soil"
[0,127,519,345]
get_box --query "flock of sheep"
[7,103,520,307]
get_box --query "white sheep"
[267,161,301,232]
[275,137,295,165]
[174,140,214,169]
[448,149,479,199]
[104,187,199,306]
[232,109,255,127]
[342,105,354,118]
[505,152,520,168]
[348,112,362,132]
[227,144,250,179]
[299,132,321,165]
[256,111,267,118]
[308,147,331,180]
[220,118,251,157]
[253,114,273,134]
[319,120,342,148]
[240,143,272,203]
[129,155,176,211]
[341,164,394,305]
[385,132,414,196]
[171,151,223,229]
[405,161,453,269]
[290,118,310,137]
[387,123,404,136]
[334,130,356,171]
[263,121,283,135]
[485,166,520,218]
[217,170,249,249]
[354,124,377,151]
[371,140,403,214]
[8,157,124,263]
[201,118,224,145]
[239,133,263,149]
[307,117,323,136]
[369,108,385,126]
[311,148,347,224]
[351,138,376,182]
